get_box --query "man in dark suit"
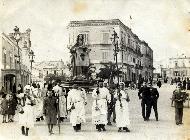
[146,83,159,121]
[138,82,151,121]
[172,83,186,125]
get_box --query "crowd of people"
[0,78,189,136]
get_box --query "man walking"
[138,82,151,121]
[67,84,86,132]
[114,83,130,132]
[43,89,58,135]
[172,83,186,125]
[92,80,111,132]
[146,83,159,121]
[107,85,116,125]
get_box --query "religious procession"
[1,78,189,137]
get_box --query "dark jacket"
[150,87,159,101]
[43,96,57,116]
[138,86,151,101]
[7,98,17,115]
[172,89,186,108]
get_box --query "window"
[102,51,109,62]
[10,55,12,69]
[133,58,136,63]
[46,71,48,75]
[79,33,88,45]
[3,49,6,69]
[102,33,109,44]
[54,70,56,75]
[175,62,178,67]
[123,34,126,45]
[127,35,130,46]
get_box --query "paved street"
[1,84,190,140]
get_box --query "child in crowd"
[7,94,17,122]
[1,94,8,123]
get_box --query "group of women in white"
[17,80,130,136]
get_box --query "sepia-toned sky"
[0,0,190,68]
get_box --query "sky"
[0,0,190,68]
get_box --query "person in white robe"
[53,82,67,121]
[114,83,130,132]
[67,84,86,132]
[92,81,111,132]
[18,85,36,136]
[34,88,44,122]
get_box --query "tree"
[44,73,67,83]
[97,61,122,84]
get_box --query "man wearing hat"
[92,80,111,132]
[67,84,86,132]
[43,89,58,135]
[146,83,159,121]
[172,83,186,125]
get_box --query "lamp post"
[160,64,163,78]
[13,26,22,86]
[111,29,120,83]
[111,29,124,108]
[29,50,35,85]
[120,37,125,82]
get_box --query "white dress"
[67,89,86,126]
[53,85,67,117]
[34,97,43,118]
[92,87,111,124]
[114,90,130,128]
[19,97,35,128]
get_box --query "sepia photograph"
[0,0,190,139]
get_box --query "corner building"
[68,19,153,83]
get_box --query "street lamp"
[120,37,125,82]
[29,50,35,85]
[160,64,163,78]
[111,29,123,108]
[13,26,22,86]
[111,29,120,83]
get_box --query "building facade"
[0,27,32,92]
[68,19,153,82]
[162,56,190,80]
[32,60,69,83]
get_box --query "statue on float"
[70,34,91,80]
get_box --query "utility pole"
[29,50,35,85]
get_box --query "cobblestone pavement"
[0,84,190,140]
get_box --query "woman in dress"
[114,83,130,132]
[19,85,36,136]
